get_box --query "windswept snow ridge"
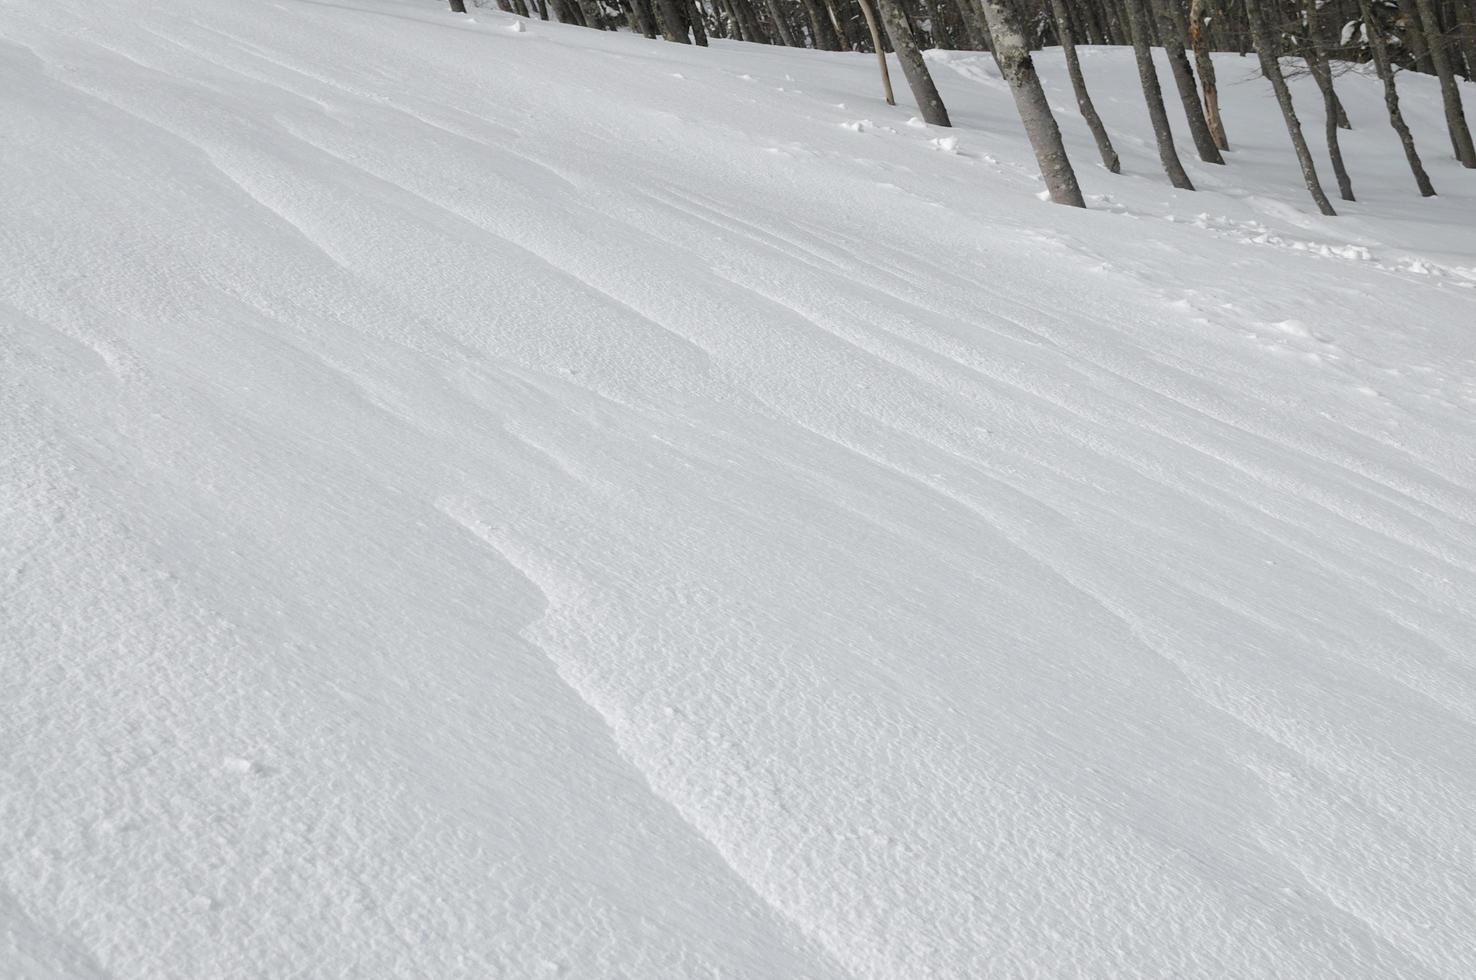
[3,1,1476,977]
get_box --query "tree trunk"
[857,0,899,102]
[631,0,660,35]
[1153,0,1225,162]
[1051,0,1122,171]
[762,0,800,43]
[802,0,843,47]
[448,0,467,12]
[976,0,1087,204]
[1125,0,1195,187]
[1397,0,1437,73]
[1301,0,1355,199]
[1358,0,1438,193]
[875,0,954,124]
[656,0,694,40]
[1188,0,1229,149]
[1415,0,1476,163]
[1245,0,1336,214]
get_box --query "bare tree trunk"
[823,0,859,48]
[1187,0,1229,149]
[656,0,694,40]
[802,0,843,47]
[631,0,660,35]
[1358,0,1437,193]
[1415,0,1476,164]
[857,0,899,102]
[762,0,801,43]
[1245,0,1336,214]
[875,0,953,124]
[1301,0,1354,199]
[1051,0,1122,171]
[1152,0,1225,162]
[448,0,467,12]
[977,0,1087,204]
[1397,0,1437,73]
[1125,0,1195,187]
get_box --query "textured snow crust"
[3,1,1476,977]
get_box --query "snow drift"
[3,0,1476,976]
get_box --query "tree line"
[461,0,1476,210]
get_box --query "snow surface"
[4,1,1476,976]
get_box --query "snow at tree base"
[3,0,1476,976]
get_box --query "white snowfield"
[3,0,1475,976]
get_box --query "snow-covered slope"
[4,1,1476,976]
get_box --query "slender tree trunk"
[1456,2,1476,81]
[762,0,801,43]
[1301,0,1354,199]
[1125,0,1195,186]
[1415,0,1476,163]
[875,0,954,124]
[977,0,1087,204]
[1152,0,1225,162]
[1051,0,1122,171]
[1358,0,1438,193]
[448,0,467,12]
[1188,0,1229,149]
[1397,0,1437,73]
[802,0,843,47]
[537,0,551,19]
[688,0,711,43]
[857,0,899,102]
[1245,0,1336,214]
[823,0,859,47]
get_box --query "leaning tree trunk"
[762,0,800,44]
[1245,0,1336,214]
[655,0,694,40]
[875,0,953,124]
[1358,0,1437,193]
[1125,0,1195,187]
[1414,0,1476,164]
[1050,0,1122,172]
[687,0,711,43]
[1152,0,1225,163]
[976,0,1087,204]
[1302,0,1355,199]
[630,0,660,35]
[857,0,899,103]
[1188,0,1229,149]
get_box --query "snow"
[3,1,1475,976]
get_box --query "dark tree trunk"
[1125,0,1195,187]
[1246,0,1336,214]
[1188,0,1229,149]
[875,0,954,124]
[448,0,467,12]
[688,0,712,43]
[762,0,801,43]
[977,0,1087,204]
[1051,0,1122,172]
[1151,0,1224,163]
[1301,0,1355,199]
[631,0,660,35]
[1397,0,1437,73]
[656,0,694,40]
[1415,0,1476,164]
[1359,0,1437,193]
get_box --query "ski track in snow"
[3,1,1476,977]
